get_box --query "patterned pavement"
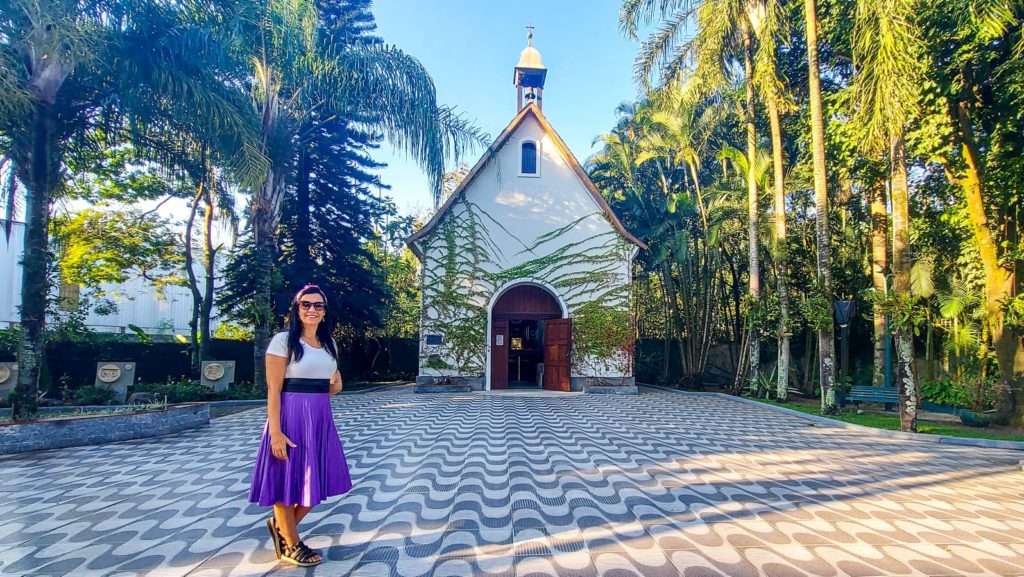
[2,386,1024,577]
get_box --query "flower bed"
[0,402,209,455]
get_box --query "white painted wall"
[1,220,224,335]
[414,113,634,383]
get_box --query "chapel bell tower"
[514,25,547,111]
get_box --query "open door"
[490,319,509,389]
[543,318,571,392]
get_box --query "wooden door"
[490,319,509,389]
[543,318,571,392]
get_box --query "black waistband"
[281,378,330,393]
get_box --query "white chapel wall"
[416,113,634,381]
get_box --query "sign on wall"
[201,361,236,393]
[0,363,17,401]
[95,362,135,403]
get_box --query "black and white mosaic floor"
[2,386,1024,577]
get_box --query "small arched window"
[520,141,538,175]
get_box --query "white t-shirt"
[267,332,338,379]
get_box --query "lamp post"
[834,300,856,401]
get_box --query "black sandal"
[266,518,285,559]
[281,541,321,567]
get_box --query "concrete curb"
[639,384,1024,452]
[0,403,210,455]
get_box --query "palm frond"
[911,257,936,298]
[851,0,925,152]
[634,9,696,87]
[969,0,1022,41]
[326,43,487,204]
[619,0,698,39]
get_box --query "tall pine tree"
[279,0,391,337]
[221,0,399,341]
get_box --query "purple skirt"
[248,392,352,507]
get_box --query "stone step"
[414,384,473,393]
[583,385,638,395]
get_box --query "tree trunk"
[294,146,312,280]
[184,185,204,374]
[869,180,889,388]
[252,170,284,390]
[802,325,814,394]
[804,0,837,413]
[891,134,918,431]
[767,96,791,400]
[13,101,57,420]
[200,180,216,364]
[655,273,671,383]
[661,258,687,384]
[744,26,761,393]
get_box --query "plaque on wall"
[0,363,17,401]
[201,361,236,393]
[94,362,135,403]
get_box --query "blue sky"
[371,0,644,217]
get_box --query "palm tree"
[869,180,888,388]
[620,0,764,390]
[0,0,254,419]
[801,0,839,414]
[590,94,742,386]
[240,0,484,387]
[751,0,794,400]
[851,0,925,430]
[639,90,720,384]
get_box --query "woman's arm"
[266,353,295,460]
[330,370,343,396]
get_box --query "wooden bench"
[843,386,899,411]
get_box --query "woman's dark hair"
[286,284,338,362]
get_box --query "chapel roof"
[406,103,647,259]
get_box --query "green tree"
[237,0,484,388]
[621,0,766,391]
[802,0,838,414]
[51,208,183,292]
[0,0,249,419]
[920,0,1024,423]
[850,0,926,431]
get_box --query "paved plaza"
[2,386,1024,577]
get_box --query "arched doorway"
[489,284,571,391]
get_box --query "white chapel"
[407,31,646,393]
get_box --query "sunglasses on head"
[298,301,326,311]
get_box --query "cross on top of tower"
[526,24,534,46]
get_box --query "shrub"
[72,386,118,406]
[921,374,999,411]
[225,381,264,400]
[132,378,224,403]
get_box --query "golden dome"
[517,45,545,70]
[517,27,546,70]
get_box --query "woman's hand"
[330,371,343,396]
[270,431,296,461]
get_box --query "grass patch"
[0,402,168,425]
[752,398,1024,442]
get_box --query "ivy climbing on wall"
[419,201,496,374]
[417,194,636,379]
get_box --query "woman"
[249,284,352,566]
